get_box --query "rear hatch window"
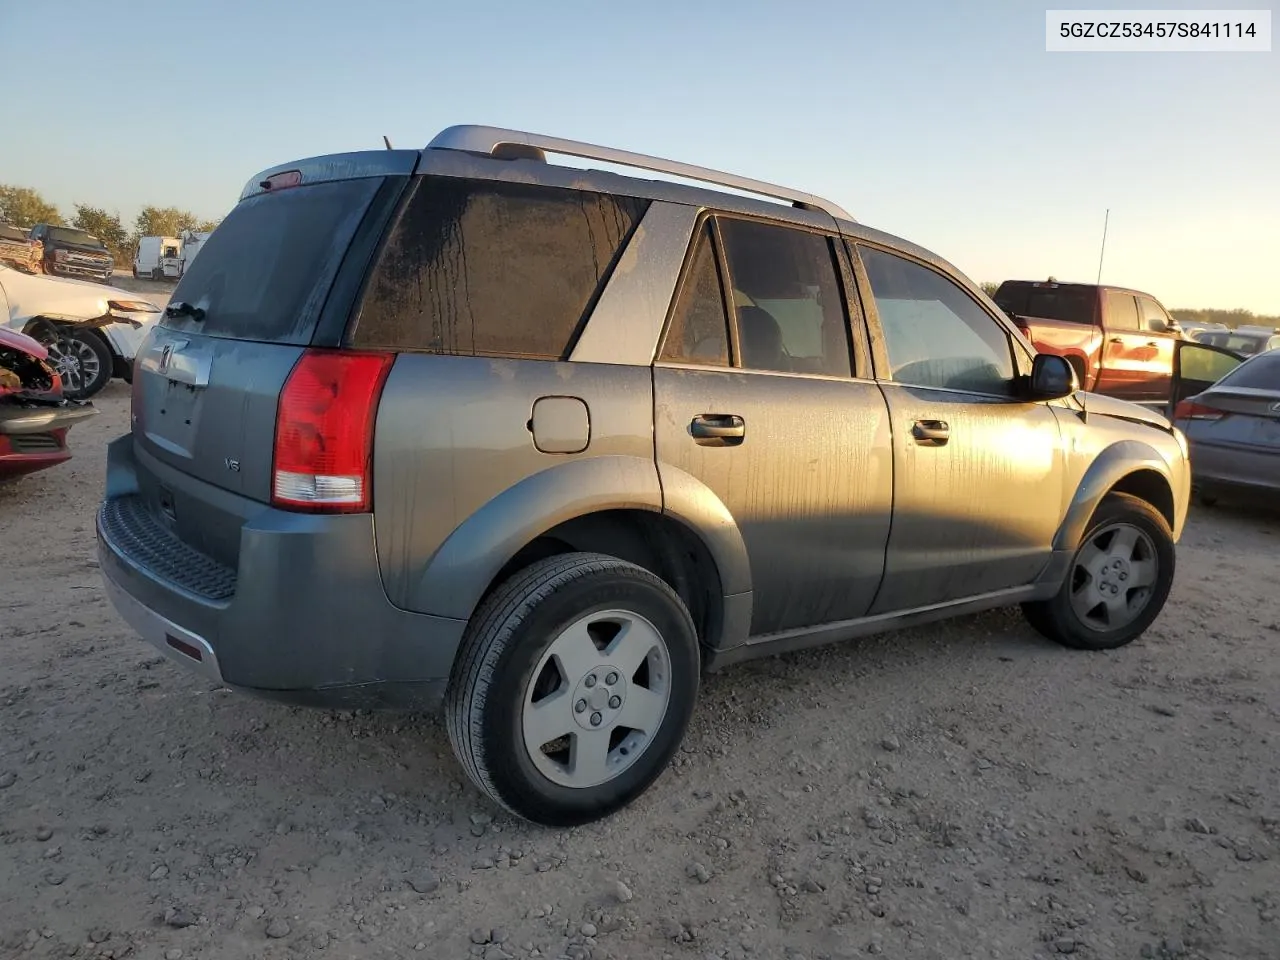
[994,283,1096,324]
[162,178,383,345]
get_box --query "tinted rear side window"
[994,283,1096,324]
[354,177,649,359]
[162,178,383,344]
[1220,352,1280,389]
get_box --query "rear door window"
[353,177,649,359]
[162,178,384,344]
[1105,291,1140,331]
[717,217,851,378]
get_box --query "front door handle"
[1146,341,1160,348]
[912,419,950,446]
[690,414,745,446]
[1109,337,1124,344]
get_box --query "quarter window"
[659,223,730,366]
[717,218,851,378]
[355,177,648,359]
[859,245,1015,395]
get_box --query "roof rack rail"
[427,125,853,222]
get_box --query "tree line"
[0,184,219,267]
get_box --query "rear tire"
[1022,492,1175,651]
[445,553,700,826]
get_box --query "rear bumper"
[96,434,465,710]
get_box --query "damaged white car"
[0,264,162,398]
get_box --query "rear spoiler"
[240,150,422,201]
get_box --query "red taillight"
[1172,400,1223,421]
[271,349,394,513]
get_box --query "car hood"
[0,265,160,327]
[52,241,112,257]
[1079,391,1171,430]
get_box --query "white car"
[0,264,162,398]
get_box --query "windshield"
[46,227,106,248]
[994,283,1096,324]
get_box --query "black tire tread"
[444,552,693,820]
[1022,491,1175,651]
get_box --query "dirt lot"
[2,353,1278,959]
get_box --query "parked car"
[98,125,1191,825]
[993,279,1181,401]
[0,223,43,274]
[1168,340,1280,506]
[1193,328,1280,357]
[27,224,115,282]
[0,264,162,398]
[1174,319,1227,340]
[1,327,97,481]
[133,236,184,280]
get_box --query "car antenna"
[383,135,393,150]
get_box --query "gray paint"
[98,435,466,705]
[570,202,698,367]
[133,327,300,507]
[654,366,894,634]
[373,356,658,614]
[869,383,1065,613]
[530,396,591,454]
[240,149,420,201]
[99,128,1195,712]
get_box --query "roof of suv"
[238,124,965,293]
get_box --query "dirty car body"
[97,126,1191,825]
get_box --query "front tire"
[1022,492,1175,651]
[445,553,700,826]
[34,326,114,399]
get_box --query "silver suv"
[98,125,1190,825]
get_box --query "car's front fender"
[1054,438,1189,550]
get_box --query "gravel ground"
[2,369,1278,960]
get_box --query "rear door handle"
[690,414,745,446]
[912,419,950,446]
[1109,337,1124,344]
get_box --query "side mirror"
[1026,353,1076,400]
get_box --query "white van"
[133,236,183,280]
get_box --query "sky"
[2,0,1276,313]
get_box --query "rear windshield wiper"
[165,301,206,322]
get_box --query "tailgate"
[128,167,410,568]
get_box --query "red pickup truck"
[992,279,1181,401]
